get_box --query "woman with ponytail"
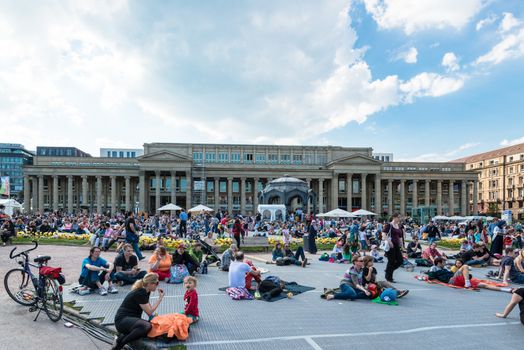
[112,273,165,350]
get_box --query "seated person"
[228,251,261,289]
[496,288,524,325]
[283,243,308,267]
[459,239,473,253]
[172,244,199,276]
[362,256,408,297]
[501,249,524,285]
[78,247,118,295]
[148,246,172,281]
[272,242,285,261]
[422,242,447,265]
[114,244,147,286]
[244,259,262,291]
[330,239,345,261]
[461,243,490,266]
[369,245,384,263]
[407,237,422,259]
[324,255,371,301]
[220,244,238,271]
[189,243,204,267]
[431,258,512,291]
[202,231,217,252]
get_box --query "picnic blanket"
[371,297,398,306]
[415,275,479,291]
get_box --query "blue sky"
[1,0,524,161]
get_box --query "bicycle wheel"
[4,268,37,306]
[43,277,63,322]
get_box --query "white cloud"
[476,13,497,31]
[499,12,520,33]
[475,28,524,65]
[501,137,524,146]
[399,72,465,103]
[395,46,418,63]
[441,52,460,71]
[362,0,487,35]
[398,142,480,161]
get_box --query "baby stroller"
[197,237,221,267]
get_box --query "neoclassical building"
[23,142,479,218]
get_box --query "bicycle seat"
[34,255,51,264]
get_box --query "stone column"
[461,180,467,216]
[449,180,454,216]
[331,175,338,210]
[361,173,367,210]
[38,175,44,212]
[227,177,233,214]
[170,171,177,205]
[125,176,131,211]
[412,179,418,209]
[240,177,246,215]
[318,178,324,213]
[374,174,381,214]
[437,180,442,215]
[31,176,38,212]
[399,179,406,215]
[473,180,478,215]
[139,172,145,213]
[214,177,220,211]
[96,176,102,213]
[67,175,73,213]
[82,175,88,208]
[111,176,117,214]
[23,175,30,212]
[425,180,430,207]
[52,176,59,211]
[388,179,393,214]
[186,170,192,210]
[155,171,161,211]
[253,177,259,212]
[346,173,352,212]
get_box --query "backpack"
[426,269,454,283]
[319,253,330,261]
[264,275,282,286]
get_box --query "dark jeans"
[129,241,144,260]
[408,252,422,259]
[333,283,367,300]
[79,271,112,289]
[385,246,403,281]
[114,271,147,285]
[234,235,241,248]
[180,221,187,237]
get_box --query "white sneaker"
[78,288,91,296]
[98,287,108,296]
[107,285,118,294]
[465,280,471,288]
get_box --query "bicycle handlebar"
[9,240,38,259]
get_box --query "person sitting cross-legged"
[113,244,147,286]
[78,247,118,296]
[148,247,172,281]
[226,251,261,299]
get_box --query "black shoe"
[398,290,409,298]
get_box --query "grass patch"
[13,237,89,247]
[436,241,461,250]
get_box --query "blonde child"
[183,276,199,323]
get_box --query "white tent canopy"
[317,208,355,218]
[188,204,214,213]
[351,209,377,216]
[0,198,22,216]
[157,203,183,211]
[433,215,450,221]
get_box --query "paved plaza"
[1,244,523,350]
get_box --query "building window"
[293,154,302,164]
[131,152,136,157]
[268,154,278,164]
[304,154,314,164]
[118,151,123,157]
[232,181,239,193]
[219,152,229,163]
[280,154,291,164]
[112,151,117,157]
[193,152,203,161]
[231,152,241,163]
[246,181,252,193]
[207,181,214,192]
[338,179,345,193]
[107,151,111,157]
[255,153,266,163]
[244,153,253,163]
[219,181,227,192]
[205,152,216,162]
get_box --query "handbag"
[379,225,392,252]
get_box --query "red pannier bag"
[39,266,62,279]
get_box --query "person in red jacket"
[233,218,243,248]
[183,276,199,323]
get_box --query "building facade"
[0,143,34,200]
[36,146,91,157]
[23,142,478,217]
[453,143,524,220]
[100,148,143,158]
[372,153,393,162]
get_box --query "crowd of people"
[1,204,524,348]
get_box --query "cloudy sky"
[2,0,524,160]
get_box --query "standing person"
[307,221,318,254]
[112,273,164,350]
[424,221,441,245]
[125,211,145,261]
[382,213,405,283]
[232,218,242,248]
[179,210,188,238]
[113,244,147,286]
[490,220,505,256]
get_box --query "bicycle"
[4,241,64,322]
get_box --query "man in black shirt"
[407,236,422,258]
[114,244,147,285]
[124,211,144,260]
[424,221,441,245]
